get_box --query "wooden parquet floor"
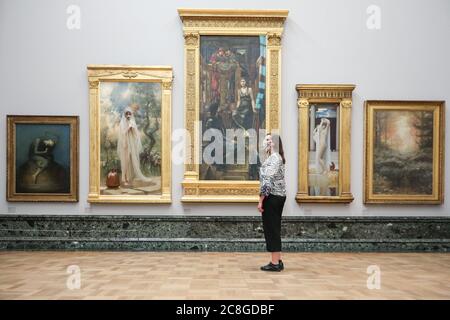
[0,251,449,300]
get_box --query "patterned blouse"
[259,152,286,197]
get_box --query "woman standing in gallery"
[258,133,287,272]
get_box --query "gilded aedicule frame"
[87,65,173,203]
[178,8,288,202]
[364,100,445,204]
[296,84,355,203]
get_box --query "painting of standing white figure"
[99,82,162,196]
[308,104,339,196]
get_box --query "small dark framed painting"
[7,115,79,202]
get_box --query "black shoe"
[260,262,282,272]
[278,260,284,271]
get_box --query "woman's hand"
[258,201,264,213]
[258,195,265,213]
[258,194,266,213]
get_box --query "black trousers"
[262,194,286,252]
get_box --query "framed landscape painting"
[7,115,79,202]
[178,8,288,202]
[87,65,172,203]
[364,101,445,204]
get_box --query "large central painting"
[179,8,288,202]
[200,35,266,181]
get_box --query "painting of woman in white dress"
[117,107,153,186]
[308,104,339,196]
[99,82,162,195]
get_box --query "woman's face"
[240,79,246,87]
[125,111,132,119]
[263,135,273,152]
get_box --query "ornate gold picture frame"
[296,85,355,203]
[87,65,172,203]
[178,8,288,202]
[364,100,445,204]
[7,115,79,202]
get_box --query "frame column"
[88,79,100,200]
[296,98,310,201]
[183,32,200,181]
[339,99,353,200]
[266,33,282,133]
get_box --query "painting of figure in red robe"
[199,35,266,181]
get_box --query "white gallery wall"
[0,0,449,216]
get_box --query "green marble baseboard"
[1,215,449,252]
